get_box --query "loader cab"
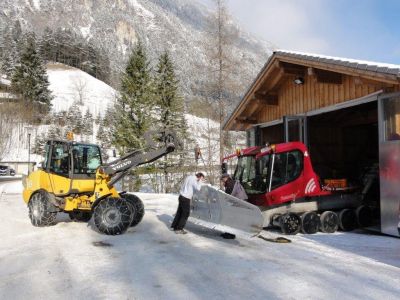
[44,140,102,179]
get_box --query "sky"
[199,0,400,65]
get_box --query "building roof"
[223,50,400,130]
[275,50,400,77]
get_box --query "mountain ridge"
[0,0,273,102]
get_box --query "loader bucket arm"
[104,144,175,188]
[99,130,177,187]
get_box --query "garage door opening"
[258,100,381,226]
[308,101,380,224]
[308,101,378,181]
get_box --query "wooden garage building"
[224,50,400,237]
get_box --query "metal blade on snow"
[191,185,264,236]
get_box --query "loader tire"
[121,193,145,227]
[69,211,92,222]
[93,197,133,235]
[320,211,339,233]
[28,191,57,227]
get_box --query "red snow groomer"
[222,142,373,235]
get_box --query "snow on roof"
[275,49,400,76]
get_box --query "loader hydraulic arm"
[97,131,177,188]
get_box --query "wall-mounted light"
[293,77,304,85]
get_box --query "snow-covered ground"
[0,180,399,300]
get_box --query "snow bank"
[0,180,23,194]
[47,63,117,116]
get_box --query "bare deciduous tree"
[72,74,88,105]
[205,0,239,163]
[0,103,17,160]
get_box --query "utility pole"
[28,133,31,174]
[217,0,225,165]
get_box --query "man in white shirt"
[171,172,205,234]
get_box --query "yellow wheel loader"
[23,132,176,235]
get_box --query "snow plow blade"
[191,185,263,236]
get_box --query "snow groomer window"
[271,150,303,189]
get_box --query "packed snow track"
[0,180,399,300]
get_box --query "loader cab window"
[234,155,270,194]
[270,150,303,190]
[49,143,70,177]
[72,144,102,175]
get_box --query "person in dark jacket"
[221,173,248,201]
[221,173,235,195]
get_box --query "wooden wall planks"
[257,74,395,123]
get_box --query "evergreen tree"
[112,40,154,152]
[155,51,188,140]
[97,106,114,148]
[66,103,83,134]
[83,109,94,136]
[154,51,188,192]
[96,110,114,162]
[11,32,52,114]
[95,111,102,125]
[96,119,105,143]
[54,110,67,127]
[11,20,22,43]
[39,27,56,62]
[0,26,19,77]
[48,125,62,139]
[74,117,84,135]
[33,133,46,155]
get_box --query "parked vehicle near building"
[0,165,16,176]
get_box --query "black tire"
[93,197,133,235]
[338,209,357,231]
[301,211,320,234]
[69,211,92,222]
[320,211,339,233]
[280,213,301,235]
[121,193,145,227]
[28,191,57,226]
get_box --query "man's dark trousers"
[171,195,191,230]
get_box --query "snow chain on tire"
[28,191,58,226]
[93,197,133,235]
[120,193,145,227]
